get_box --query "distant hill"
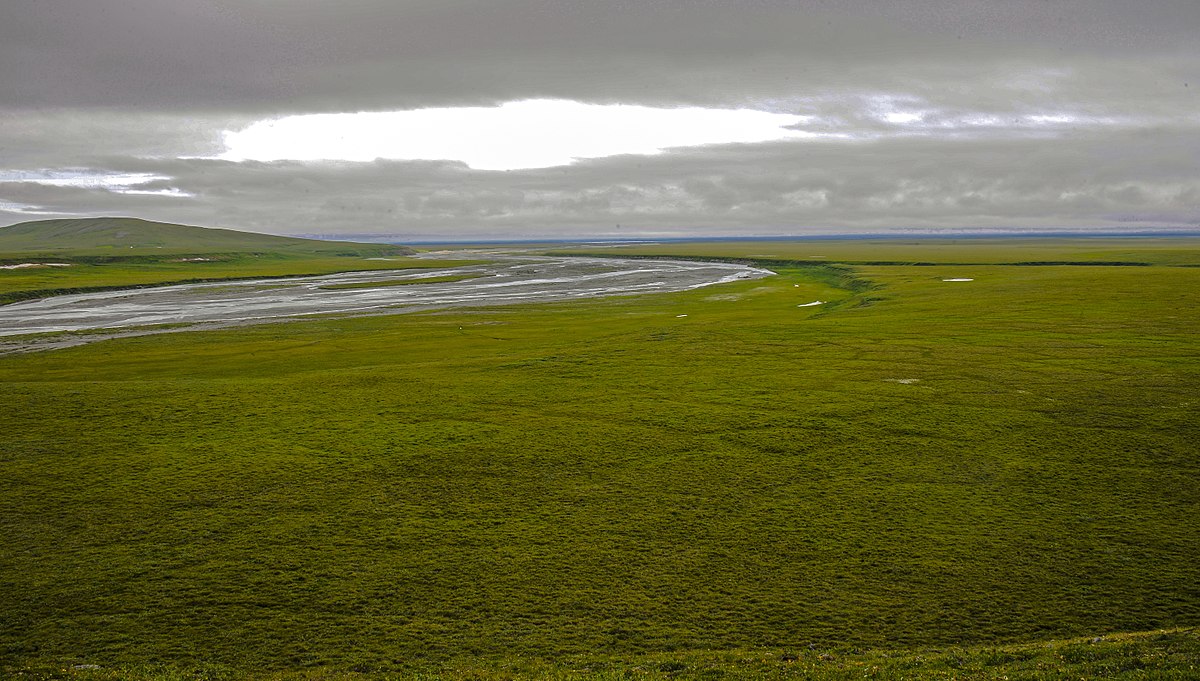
[0,217,414,256]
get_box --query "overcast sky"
[2,0,1198,239]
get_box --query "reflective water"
[0,252,773,337]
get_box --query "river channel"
[0,252,773,345]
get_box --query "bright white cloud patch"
[219,99,817,171]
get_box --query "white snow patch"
[675,314,688,318]
[942,278,974,282]
[796,300,825,307]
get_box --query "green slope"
[0,217,413,256]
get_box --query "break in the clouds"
[2,0,1198,238]
[219,100,821,170]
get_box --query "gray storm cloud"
[2,0,1198,237]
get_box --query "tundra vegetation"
[1,232,1198,679]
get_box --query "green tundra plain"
[1,234,1199,679]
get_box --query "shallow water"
[0,252,772,338]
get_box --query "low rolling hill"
[0,216,414,257]
[0,217,472,307]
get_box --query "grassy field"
[550,236,1200,266]
[2,238,1198,678]
[9,629,1199,679]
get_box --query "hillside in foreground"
[0,217,414,256]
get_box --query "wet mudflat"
[0,252,771,344]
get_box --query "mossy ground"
[2,239,1198,678]
[9,629,1199,679]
